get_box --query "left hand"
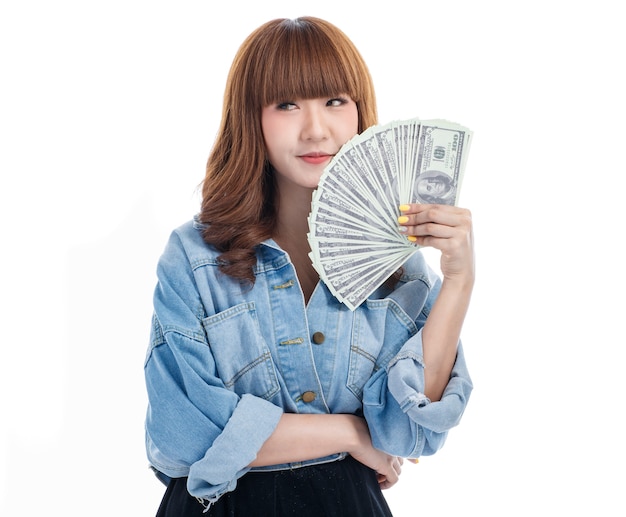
[398,203,474,283]
[376,456,404,490]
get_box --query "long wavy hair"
[198,17,378,283]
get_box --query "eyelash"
[328,97,349,107]
[276,97,348,110]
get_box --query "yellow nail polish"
[399,204,410,212]
[407,235,417,242]
[397,216,409,224]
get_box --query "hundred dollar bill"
[390,119,421,205]
[324,253,410,309]
[312,171,395,233]
[333,146,398,224]
[308,117,473,311]
[411,119,472,205]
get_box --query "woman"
[145,16,474,516]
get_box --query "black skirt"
[155,455,394,517]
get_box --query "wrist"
[441,272,474,295]
[344,415,370,455]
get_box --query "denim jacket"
[144,216,473,505]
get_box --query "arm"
[146,226,404,501]
[145,230,284,503]
[399,203,474,401]
[251,413,403,489]
[360,204,474,458]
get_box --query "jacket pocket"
[347,299,416,399]
[202,302,280,400]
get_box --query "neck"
[273,185,319,303]
[274,186,315,246]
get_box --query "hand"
[348,417,404,489]
[398,204,474,284]
[375,456,404,490]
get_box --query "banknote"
[308,117,472,310]
[412,120,471,205]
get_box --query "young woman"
[144,16,475,517]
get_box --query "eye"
[276,102,297,111]
[327,97,350,107]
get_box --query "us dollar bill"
[411,119,472,205]
[308,117,473,310]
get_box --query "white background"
[1,1,625,515]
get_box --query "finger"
[377,474,397,490]
[409,230,471,253]
[401,209,473,249]
[400,220,459,242]
[399,204,470,227]
[410,221,459,239]
[377,462,399,489]
[386,461,401,483]
[400,203,468,216]
[377,473,390,490]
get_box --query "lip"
[299,152,333,165]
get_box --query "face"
[418,177,448,197]
[261,96,358,193]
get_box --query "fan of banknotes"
[307,117,472,310]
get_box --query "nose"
[301,105,329,141]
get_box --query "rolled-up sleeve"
[145,330,283,502]
[362,330,472,458]
[144,231,283,503]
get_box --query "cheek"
[261,112,284,154]
[260,110,274,139]
[344,104,359,137]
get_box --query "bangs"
[251,18,368,106]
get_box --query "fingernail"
[397,216,409,224]
[398,226,407,233]
[407,236,417,242]
[399,204,410,212]
[408,458,419,464]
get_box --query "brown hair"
[198,17,378,283]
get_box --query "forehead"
[253,26,362,107]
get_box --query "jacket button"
[312,331,325,344]
[301,391,317,403]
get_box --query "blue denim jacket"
[144,216,473,505]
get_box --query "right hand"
[349,417,403,489]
